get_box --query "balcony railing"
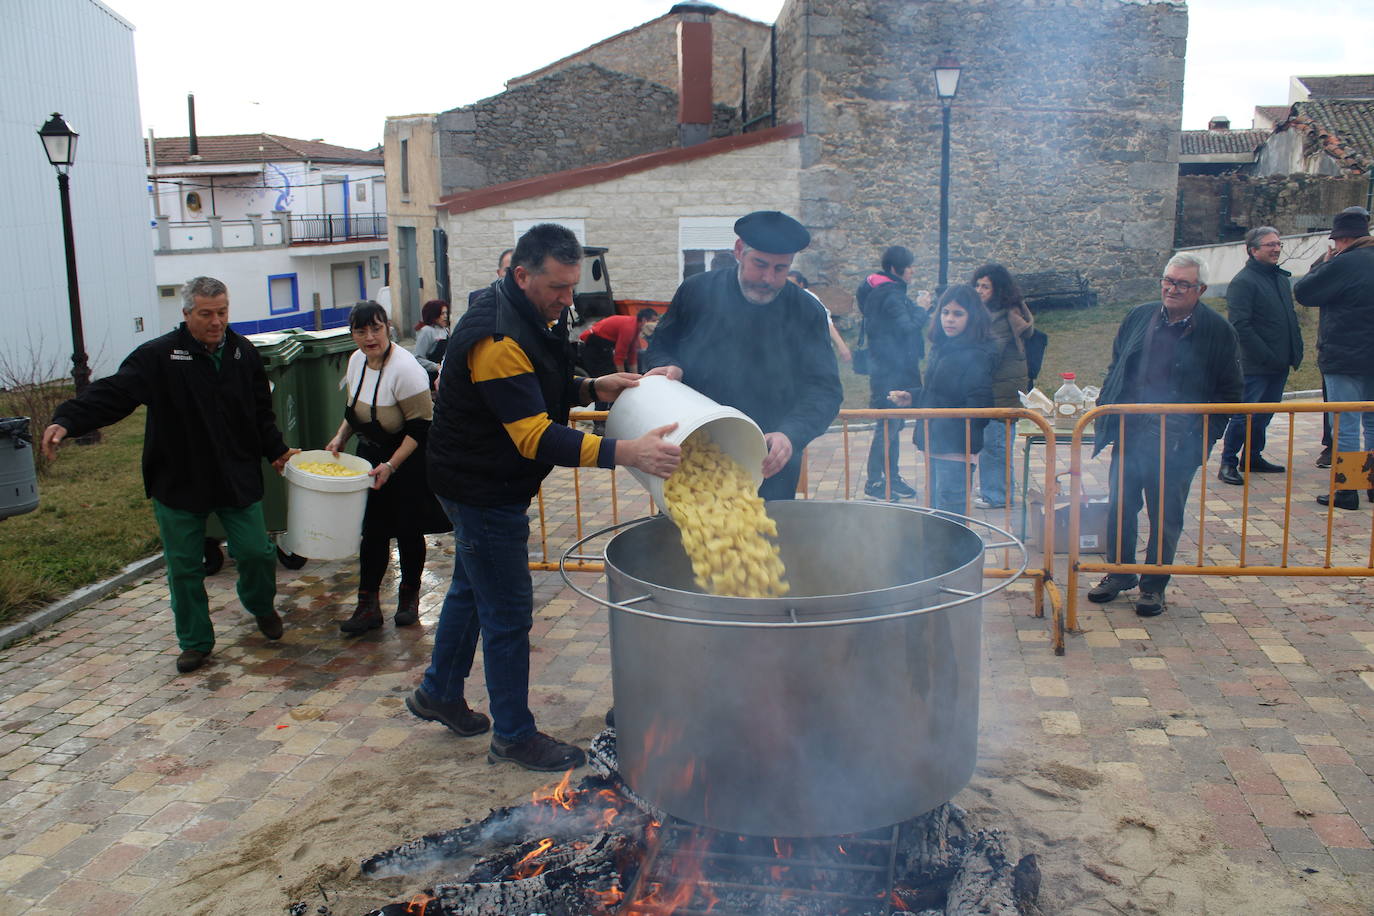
[153,211,387,253]
[290,213,387,243]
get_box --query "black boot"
[394,585,421,627]
[1317,490,1359,511]
[340,591,384,634]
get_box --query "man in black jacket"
[410,224,679,772]
[1294,208,1374,510]
[1217,226,1303,485]
[41,277,297,673]
[1087,254,1242,617]
[856,245,926,499]
[642,210,843,500]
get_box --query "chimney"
[187,93,200,158]
[672,2,717,147]
[1208,115,1231,131]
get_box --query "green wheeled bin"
[291,327,357,452]
[204,332,306,573]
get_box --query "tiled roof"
[1296,75,1374,99]
[1180,129,1269,156]
[147,133,382,166]
[1289,99,1374,174]
[1254,105,1291,126]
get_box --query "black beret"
[734,211,810,255]
[1331,209,1370,239]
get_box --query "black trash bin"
[0,417,39,521]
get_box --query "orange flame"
[404,891,434,915]
[531,770,575,810]
[509,837,555,880]
[627,828,716,914]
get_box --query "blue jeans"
[1221,371,1288,465]
[930,458,972,514]
[421,496,537,742]
[977,419,1013,506]
[1324,373,1374,455]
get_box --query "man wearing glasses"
[1216,227,1303,486]
[1086,253,1242,617]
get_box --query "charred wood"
[431,832,631,916]
[942,829,1025,916]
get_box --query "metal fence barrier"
[533,407,1070,652]
[1065,401,1374,635]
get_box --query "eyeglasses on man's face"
[1257,241,1283,249]
[1160,277,1200,292]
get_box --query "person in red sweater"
[578,308,660,375]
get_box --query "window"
[355,182,367,202]
[268,274,299,315]
[678,216,739,281]
[400,139,409,195]
[512,218,586,244]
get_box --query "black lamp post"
[38,113,96,406]
[933,55,962,294]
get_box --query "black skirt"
[355,437,451,537]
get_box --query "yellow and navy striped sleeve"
[468,336,615,468]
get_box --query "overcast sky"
[105,0,1372,151]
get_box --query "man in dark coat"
[468,247,513,307]
[1087,254,1242,617]
[856,245,926,500]
[642,211,844,500]
[1217,226,1303,485]
[410,224,679,772]
[40,277,297,673]
[1294,208,1374,510]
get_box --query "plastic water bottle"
[1053,373,1085,430]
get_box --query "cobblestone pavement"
[1,412,1372,913]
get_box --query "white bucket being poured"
[280,450,373,560]
[605,376,765,507]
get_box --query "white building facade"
[1,0,156,381]
[148,135,388,334]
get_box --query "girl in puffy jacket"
[889,285,995,514]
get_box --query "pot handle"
[559,505,1029,630]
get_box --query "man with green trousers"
[42,276,298,673]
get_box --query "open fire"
[313,731,1039,916]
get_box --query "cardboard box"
[1026,492,1110,554]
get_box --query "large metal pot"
[564,500,1024,838]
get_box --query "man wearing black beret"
[642,210,843,499]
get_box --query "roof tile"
[147,133,382,166]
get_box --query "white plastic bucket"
[605,376,765,507]
[280,450,373,560]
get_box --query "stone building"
[386,0,1188,325]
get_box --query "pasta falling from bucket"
[662,435,788,598]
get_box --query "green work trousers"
[152,498,277,653]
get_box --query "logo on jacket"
[170,349,192,361]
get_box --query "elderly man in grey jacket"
[1217,226,1303,486]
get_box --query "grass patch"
[0,408,159,625]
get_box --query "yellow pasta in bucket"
[662,435,788,598]
[295,460,366,478]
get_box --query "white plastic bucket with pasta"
[605,376,766,507]
[280,450,373,560]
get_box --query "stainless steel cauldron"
[563,500,1025,838]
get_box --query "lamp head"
[38,113,78,170]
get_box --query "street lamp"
[933,54,962,294]
[38,113,96,408]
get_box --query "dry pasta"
[295,461,366,478]
[662,435,788,598]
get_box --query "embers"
[344,730,1040,916]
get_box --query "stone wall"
[775,0,1187,307]
[505,11,772,110]
[436,63,738,197]
[1176,174,1369,247]
[441,138,802,309]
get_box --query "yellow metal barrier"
[530,407,1069,652]
[1065,401,1374,635]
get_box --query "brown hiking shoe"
[340,591,383,635]
[405,688,490,737]
[488,731,586,772]
[176,649,209,673]
[255,609,284,640]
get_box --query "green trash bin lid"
[293,327,358,356]
[245,332,303,367]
